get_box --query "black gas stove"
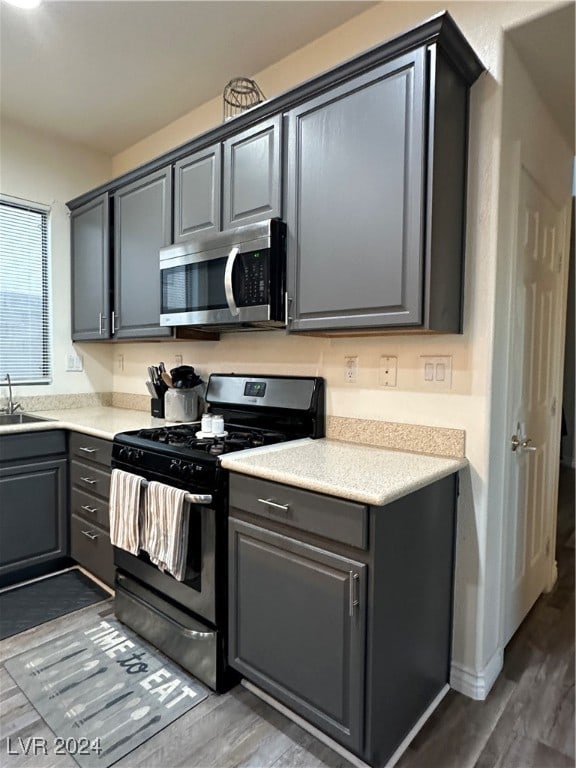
[111,374,324,693]
[113,374,324,490]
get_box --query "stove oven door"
[113,496,218,625]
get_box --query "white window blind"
[0,198,52,384]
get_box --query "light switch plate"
[65,352,84,372]
[420,356,452,388]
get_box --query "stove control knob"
[170,459,182,475]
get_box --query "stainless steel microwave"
[160,219,286,331]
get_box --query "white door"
[504,166,567,645]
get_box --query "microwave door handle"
[224,246,240,316]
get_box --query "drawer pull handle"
[80,476,97,485]
[81,530,99,541]
[81,504,98,514]
[257,498,290,512]
[79,446,97,454]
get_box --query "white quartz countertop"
[220,438,467,506]
[0,406,165,440]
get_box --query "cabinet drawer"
[71,460,111,500]
[0,430,66,462]
[229,474,367,549]
[71,487,109,531]
[69,433,112,468]
[70,514,114,587]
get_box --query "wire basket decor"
[223,77,266,121]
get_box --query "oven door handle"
[224,246,240,317]
[185,493,212,505]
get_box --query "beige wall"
[0,118,113,397]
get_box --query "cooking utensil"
[102,714,162,756]
[161,371,173,388]
[26,640,81,670]
[65,677,112,718]
[145,381,157,397]
[74,690,133,727]
[99,705,151,742]
[49,666,106,698]
[170,365,203,389]
[39,648,88,675]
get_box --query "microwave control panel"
[238,250,269,306]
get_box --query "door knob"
[511,434,537,453]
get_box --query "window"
[0,197,51,384]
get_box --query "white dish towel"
[109,468,144,555]
[143,481,189,581]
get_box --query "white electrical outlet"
[420,356,452,388]
[345,356,358,383]
[379,355,397,387]
[174,354,183,367]
[116,354,124,371]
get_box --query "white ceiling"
[1,1,573,157]
[0,0,376,155]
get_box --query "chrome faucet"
[2,374,22,415]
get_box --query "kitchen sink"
[0,413,53,425]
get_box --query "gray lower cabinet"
[113,166,173,338]
[286,45,470,334]
[229,471,459,766]
[71,194,110,340]
[0,431,68,587]
[69,433,114,586]
[229,518,366,751]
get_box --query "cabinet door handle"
[349,571,360,617]
[81,504,98,514]
[78,446,97,454]
[98,312,105,335]
[80,476,97,485]
[81,530,99,541]
[111,310,117,334]
[257,498,290,512]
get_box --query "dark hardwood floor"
[1,467,573,768]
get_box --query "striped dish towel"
[109,468,144,555]
[143,481,189,581]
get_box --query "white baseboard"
[450,648,503,700]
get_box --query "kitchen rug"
[0,569,110,640]
[5,617,209,768]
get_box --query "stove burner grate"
[134,425,287,455]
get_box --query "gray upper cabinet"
[286,49,426,333]
[114,166,172,338]
[174,115,282,242]
[71,194,110,340]
[68,13,482,337]
[223,115,282,230]
[174,144,221,242]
